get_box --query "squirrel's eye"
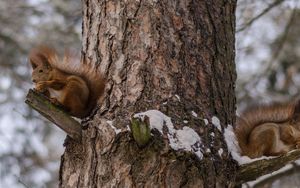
[39,70,43,73]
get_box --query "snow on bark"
[224,125,274,165]
[218,148,224,157]
[174,94,180,101]
[134,110,203,159]
[212,116,221,131]
[191,111,198,117]
[106,120,122,134]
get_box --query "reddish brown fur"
[29,46,105,118]
[235,101,300,158]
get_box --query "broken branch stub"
[130,115,151,148]
[25,89,82,141]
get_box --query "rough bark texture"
[60,0,237,187]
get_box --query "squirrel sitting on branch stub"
[29,46,105,118]
[235,100,300,158]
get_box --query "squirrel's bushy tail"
[63,51,105,117]
[30,46,105,118]
[235,102,296,155]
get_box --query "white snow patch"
[134,110,172,134]
[107,120,122,134]
[169,126,201,151]
[183,120,188,124]
[206,149,211,153]
[134,110,203,159]
[295,159,300,166]
[195,151,203,159]
[72,117,81,122]
[212,116,221,131]
[224,124,249,164]
[203,119,209,125]
[175,94,180,101]
[218,148,224,157]
[191,111,198,117]
[210,132,215,137]
[224,125,274,165]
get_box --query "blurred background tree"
[0,0,81,187]
[236,0,300,186]
[0,0,299,187]
[236,0,300,108]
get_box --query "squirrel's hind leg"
[246,124,278,158]
[61,76,89,118]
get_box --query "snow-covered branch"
[236,149,300,184]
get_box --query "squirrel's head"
[29,52,53,83]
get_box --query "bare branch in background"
[246,8,297,88]
[262,8,297,75]
[237,0,285,33]
[14,175,30,188]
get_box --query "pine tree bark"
[60,0,237,187]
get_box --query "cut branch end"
[25,89,82,141]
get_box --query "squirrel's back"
[235,101,296,156]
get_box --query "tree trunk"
[60,0,237,187]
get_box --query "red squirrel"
[235,100,300,158]
[29,46,105,118]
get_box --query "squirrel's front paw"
[35,82,47,92]
[50,98,61,106]
[296,141,300,149]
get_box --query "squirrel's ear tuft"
[30,59,38,69]
[29,47,53,68]
[46,63,52,70]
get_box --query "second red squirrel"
[235,100,300,158]
[29,46,105,118]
